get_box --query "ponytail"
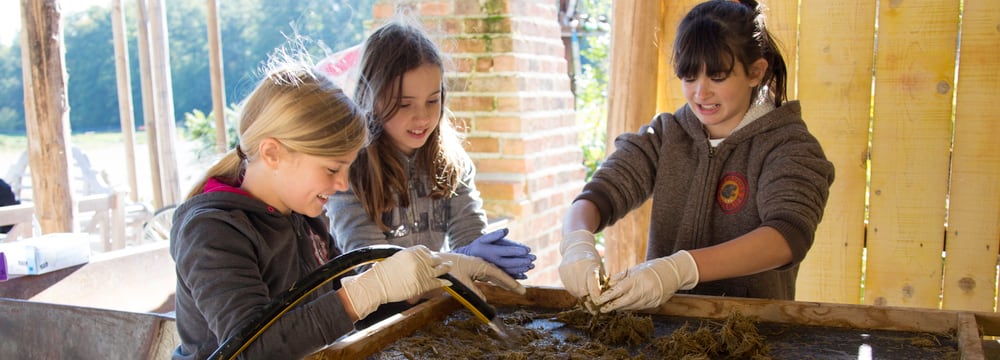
[186,149,244,200]
[743,0,788,106]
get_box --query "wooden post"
[655,0,695,112]
[147,0,182,206]
[111,0,140,204]
[602,0,667,275]
[19,0,75,234]
[206,0,228,154]
[134,0,164,210]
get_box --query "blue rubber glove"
[453,228,536,279]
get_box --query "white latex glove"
[593,250,699,313]
[437,252,527,300]
[341,245,452,320]
[558,230,605,301]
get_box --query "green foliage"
[572,0,612,246]
[574,0,612,182]
[64,6,119,132]
[0,42,24,134]
[182,104,240,160]
[0,0,375,135]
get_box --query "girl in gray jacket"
[171,51,522,359]
[560,0,835,313]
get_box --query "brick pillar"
[373,0,585,286]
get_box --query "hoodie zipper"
[691,141,720,244]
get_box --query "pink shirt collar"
[203,178,252,197]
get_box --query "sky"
[0,0,109,46]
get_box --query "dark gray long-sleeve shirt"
[325,153,488,253]
[170,181,352,359]
[578,101,835,300]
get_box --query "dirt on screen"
[370,305,960,360]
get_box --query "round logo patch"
[716,172,748,214]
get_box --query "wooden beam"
[111,0,141,204]
[146,0,182,206]
[19,0,75,234]
[134,0,164,210]
[602,0,665,275]
[957,313,985,359]
[314,293,462,359]
[206,0,228,155]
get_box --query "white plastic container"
[0,233,92,280]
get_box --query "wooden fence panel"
[794,0,875,305]
[941,0,1000,312]
[865,0,960,308]
[763,0,798,99]
[656,0,698,112]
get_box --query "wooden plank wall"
[795,0,874,306]
[609,0,1000,311]
[865,0,959,309]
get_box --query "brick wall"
[373,0,585,286]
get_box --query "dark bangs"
[673,18,737,79]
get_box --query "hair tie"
[235,145,248,160]
[732,0,760,12]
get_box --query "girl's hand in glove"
[452,228,536,279]
[437,252,527,300]
[558,230,606,302]
[340,245,452,320]
[593,250,699,313]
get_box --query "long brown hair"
[186,51,367,199]
[350,18,466,230]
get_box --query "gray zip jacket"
[578,101,835,300]
[325,153,488,253]
[171,180,351,359]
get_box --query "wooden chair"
[0,203,36,242]
[0,147,152,251]
[140,204,175,243]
